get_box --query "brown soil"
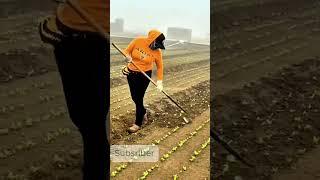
[211,0,320,179]
[111,109,210,180]
[212,59,320,179]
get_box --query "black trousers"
[127,70,152,126]
[54,33,109,180]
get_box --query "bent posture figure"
[123,29,166,133]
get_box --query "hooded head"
[147,29,166,50]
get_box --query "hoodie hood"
[147,29,163,45]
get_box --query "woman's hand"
[124,56,132,63]
[156,80,163,92]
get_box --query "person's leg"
[127,73,142,126]
[139,71,152,121]
[127,73,139,104]
[81,122,108,179]
[134,71,152,126]
[80,37,109,180]
[140,71,152,104]
[54,36,109,180]
[135,97,145,126]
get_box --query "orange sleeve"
[155,51,163,80]
[124,39,137,56]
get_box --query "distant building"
[111,18,124,34]
[166,27,192,42]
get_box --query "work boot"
[128,124,140,133]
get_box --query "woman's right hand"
[125,56,132,63]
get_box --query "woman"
[122,29,166,133]
[39,0,109,179]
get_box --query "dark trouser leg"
[127,71,152,126]
[54,36,109,180]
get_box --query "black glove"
[122,66,130,76]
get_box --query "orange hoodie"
[124,30,164,80]
[57,0,109,33]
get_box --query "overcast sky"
[110,0,210,39]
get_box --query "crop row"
[43,128,72,144]
[0,127,71,160]
[215,10,318,52]
[39,94,62,104]
[0,107,67,136]
[0,103,25,115]
[1,87,30,97]
[288,19,320,30]
[110,65,208,101]
[110,70,209,113]
[110,64,208,98]
[243,20,288,32]
[0,94,64,122]
[217,18,286,39]
[111,81,210,176]
[0,139,36,159]
[111,74,208,117]
[172,137,210,180]
[110,71,209,114]
[110,126,180,178]
[213,34,299,66]
[217,42,309,79]
[1,81,52,98]
[215,31,272,52]
[110,52,209,77]
[111,119,209,179]
[137,119,210,180]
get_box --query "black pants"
[127,70,152,126]
[54,32,109,180]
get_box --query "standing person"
[122,29,166,133]
[39,0,109,179]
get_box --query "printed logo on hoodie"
[123,29,164,80]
